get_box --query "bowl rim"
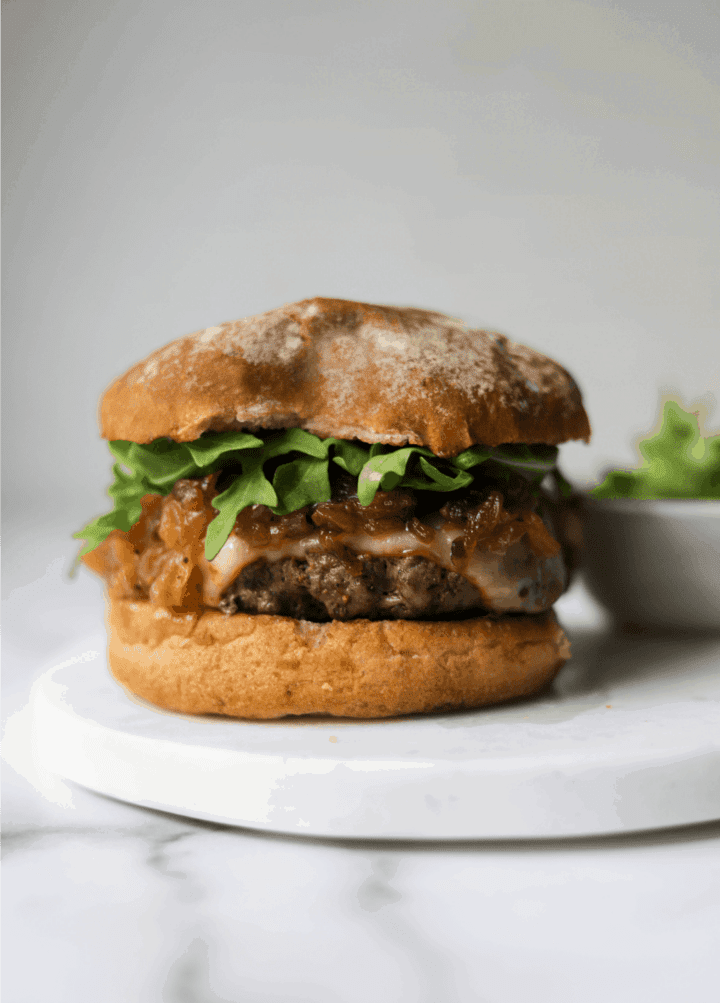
[583,496,720,517]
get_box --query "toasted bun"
[107,599,571,719]
[101,298,590,456]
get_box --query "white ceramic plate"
[24,608,720,839]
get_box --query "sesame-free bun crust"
[107,599,571,719]
[101,298,590,456]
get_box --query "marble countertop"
[4,522,720,1002]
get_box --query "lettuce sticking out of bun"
[75,432,561,561]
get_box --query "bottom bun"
[107,599,571,719]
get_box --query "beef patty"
[219,551,487,622]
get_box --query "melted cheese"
[198,516,565,613]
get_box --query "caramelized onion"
[82,475,563,610]
[408,517,436,545]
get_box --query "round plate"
[26,619,720,839]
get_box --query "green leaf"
[73,511,130,558]
[205,452,277,560]
[490,444,559,477]
[263,428,331,460]
[272,456,333,514]
[452,446,493,470]
[409,459,477,493]
[357,446,434,504]
[77,428,568,565]
[73,462,151,557]
[186,431,263,466]
[110,439,196,489]
[331,440,370,476]
[696,438,720,498]
[592,400,720,499]
[107,462,150,509]
[553,468,574,499]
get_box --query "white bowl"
[582,498,720,631]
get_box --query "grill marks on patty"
[219,552,485,622]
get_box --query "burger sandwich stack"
[77,298,590,719]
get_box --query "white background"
[3,0,719,531]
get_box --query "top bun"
[100,297,591,456]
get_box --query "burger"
[76,297,590,719]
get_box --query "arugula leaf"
[110,439,196,488]
[75,509,134,558]
[592,401,720,500]
[205,451,278,560]
[488,444,559,477]
[330,440,369,476]
[74,434,264,559]
[357,446,434,504]
[452,446,494,470]
[272,456,332,517]
[185,430,263,466]
[75,429,563,563]
[263,428,331,460]
[74,463,150,557]
[415,457,474,491]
